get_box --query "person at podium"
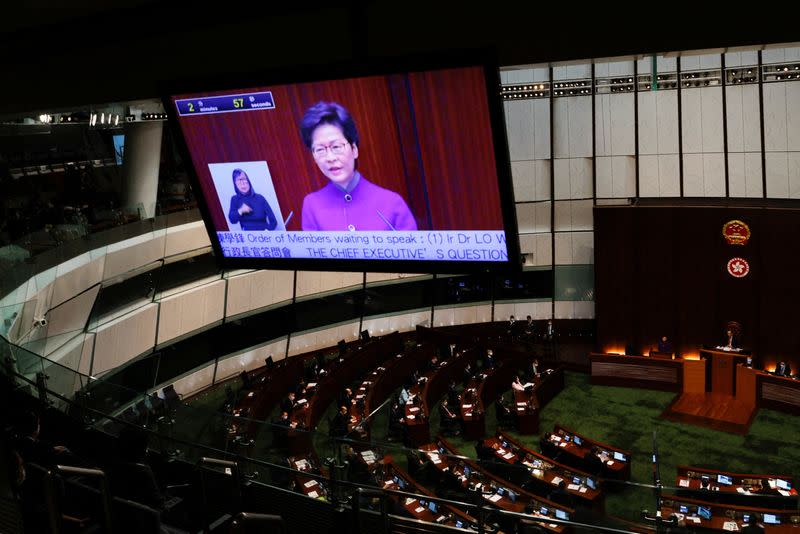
[721,328,739,351]
[658,336,672,354]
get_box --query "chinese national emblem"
[722,220,751,245]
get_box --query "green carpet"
[426,372,800,521]
[188,371,800,523]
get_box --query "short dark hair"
[299,102,359,149]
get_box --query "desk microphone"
[283,211,294,228]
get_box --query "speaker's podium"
[662,346,755,434]
[699,347,749,395]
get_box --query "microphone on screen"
[376,210,396,231]
[283,211,294,228]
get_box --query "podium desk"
[700,349,749,395]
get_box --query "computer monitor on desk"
[763,514,781,525]
[717,474,733,486]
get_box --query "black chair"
[111,497,163,534]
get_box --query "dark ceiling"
[1,2,797,114]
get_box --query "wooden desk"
[534,366,565,410]
[381,461,479,530]
[288,454,328,500]
[460,353,526,440]
[676,465,797,509]
[404,347,480,446]
[421,437,574,533]
[289,332,403,453]
[700,348,749,395]
[660,493,800,533]
[756,371,800,415]
[364,343,434,434]
[590,353,683,391]
[544,425,631,481]
[492,432,603,512]
[227,355,305,446]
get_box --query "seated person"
[484,350,495,370]
[543,319,556,341]
[388,399,406,440]
[511,375,526,393]
[774,361,792,378]
[757,479,781,496]
[307,361,323,381]
[331,406,350,438]
[409,369,421,385]
[281,392,297,415]
[462,362,474,386]
[13,411,81,468]
[657,335,672,354]
[447,380,460,407]
[428,355,441,371]
[439,399,459,434]
[507,315,517,338]
[475,440,495,462]
[406,449,431,478]
[585,446,605,475]
[527,358,541,380]
[274,411,292,427]
[722,328,739,350]
[343,445,368,484]
[524,315,535,337]
[339,387,354,408]
[495,394,513,425]
[512,375,533,393]
[109,426,166,511]
[239,369,252,389]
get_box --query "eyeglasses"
[312,141,350,158]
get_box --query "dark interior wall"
[595,205,800,371]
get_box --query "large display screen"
[166,55,519,272]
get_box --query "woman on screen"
[299,101,417,231]
[227,168,278,231]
